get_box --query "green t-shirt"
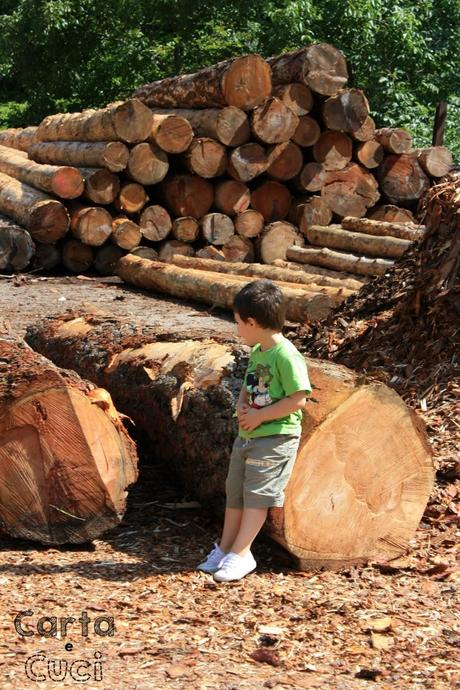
[239,336,312,439]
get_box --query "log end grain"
[221,54,272,110]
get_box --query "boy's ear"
[246,317,257,327]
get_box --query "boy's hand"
[239,406,263,432]
[236,402,249,421]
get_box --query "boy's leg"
[218,436,246,551]
[227,507,268,556]
[219,508,244,552]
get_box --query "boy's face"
[234,312,261,346]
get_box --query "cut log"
[234,209,264,238]
[292,115,321,147]
[272,83,313,115]
[0,144,84,199]
[69,204,113,246]
[214,180,251,216]
[127,143,169,185]
[414,146,453,178]
[114,182,148,214]
[184,137,227,178]
[268,43,349,96]
[172,216,200,243]
[375,128,412,154]
[26,312,433,568]
[266,141,303,181]
[0,172,69,243]
[322,163,380,218]
[62,239,94,273]
[341,216,426,241]
[161,174,214,218]
[250,180,291,222]
[221,235,254,263]
[200,213,234,245]
[272,258,367,289]
[305,224,411,259]
[259,221,304,264]
[117,255,332,322]
[368,205,415,224]
[0,328,138,544]
[152,106,249,147]
[286,245,394,277]
[28,141,129,172]
[111,217,142,250]
[228,143,268,182]
[355,140,384,169]
[150,113,193,153]
[0,213,35,271]
[133,55,272,110]
[195,245,225,261]
[31,243,61,271]
[378,154,430,205]
[251,97,299,144]
[37,99,153,143]
[322,88,369,134]
[297,196,333,235]
[158,240,194,262]
[129,246,159,261]
[351,116,376,142]
[313,131,352,171]
[139,204,172,242]
[94,245,125,276]
[80,167,120,205]
[0,126,39,152]
[294,162,327,193]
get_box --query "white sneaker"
[213,551,257,582]
[197,543,227,573]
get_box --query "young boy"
[197,279,312,582]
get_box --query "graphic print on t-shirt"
[246,363,273,409]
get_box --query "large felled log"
[414,147,453,178]
[152,107,249,147]
[286,245,394,277]
[62,239,94,273]
[378,154,430,205]
[114,182,148,214]
[111,217,142,250]
[251,97,299,144]
[273,259,366,290]
[292,115,321,147]
[228,143,268,182]
[80,167,120,205]
[0,213,35,271]
[268,43,348,96]
[234,209,264,238]
[305,224,411,259]
[69,204,113,246]
[200,213,235,245]
[117,255,332,322]
[214,180,251,215]
[259,221,304,264]
[321,163,380,218]
[375,128,412,154]
[0,328,138,544]
[133,55,272,110]
[28,141,129,173]
[272,83,313,115]
[127,143,169,185]
[368,204,415,224]
[0,172,69,243]
[37,99,153,144]
[150,113,193,153]
[266,141,303,181]
[0,144,84,199]
[0,126,39,152]
[26,313,433,568]
[313,131,352,171]
[183,137,227,178]
[221,235,254,263]
[161,174,214,218]
[322,88,369,134]
[341,216,426,242]
[139,204,172,242]
[250,180,292,222]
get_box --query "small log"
[234,209,264,238]
[375,128,412,154]
[31,243,61,271]
[0,127,40,152]
[272,83,313,115]
[0,328,138,544]
[112,217,142,250]
[368,205,415,224]
[266,141,303,181]
[351,116,376,142]
[214,180,251,215]
[28,141,129,172]
[322,163,380,218]
[356,140,384,169]
[297,196,333,235]
[114,182,148,214]
[221,235,254,263]
[259,221,304,264]
[250,180,292,222]
[69,204,113,246]
[414,146,453,178]
[80,168,120,205]
[378,154,430,205]
[286,245,394,277]
[150,113,193,153]
[0,172,69,243]
[62,239,94,273]
[139,205,172,242]
[0,213,35,271]
[0,144,84,199]
[272,258,366,289]
[172,216,200,243]
[228,143,268,182]
[129,246,159,261]
[200,213,235,245]
[341,216,426,241]
[152,106,249,146]
[195,245,225,261]
[37,99,153,143]
[127,143,169,185]
[313,131,352,170]
[161,174,214,218]
[133,55,272,110]
[268,43,348,96]
[292,115,321,147]
[322,88,369,133]
[184,137,227,178]
[294,162,327,193]
[251,97,299,144]
[306,223,411,259]
[94,245,125,276]
[159,240,194,262]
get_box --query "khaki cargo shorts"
[225,434,301,509]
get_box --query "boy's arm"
[236,386,250,418]
[239,390,306,431]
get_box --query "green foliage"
[1,1,459,159]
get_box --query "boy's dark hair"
[233,279,286,330]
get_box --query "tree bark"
[378,154,430,205]
[292,115,321,147]
[259,221,304,264]
[37,99,153,143]
[114,182,148,214]
[414,146,453,178]
[94,245,125,276]
[228,143,268,182]
[222,234,254,263]
[0,172,69,243]
[305,223,411,259]
[286,245,394,277]
[150,113,194,153]
[151,106,249,146]
[251,97,299,144]
[322,163,381,218]
[272,258,367,289]
[313,131,353,170]
[183,137,227,178]
[69,203,113,246]
[355,140,384,169]
[234,209,264,238]
[139,205,172,242]
[158,240,194,262]
[133,55,272,110]
[0,213,35,271]
[0,327,138,544]
[214,180,251,215]
[375,128,412,154]
[0,126,40,151]
[172,216,200,243]
[341,216,426,242]
[161,174,214,218]
[322,88,370,134]
[127,143,169,185]
[272,83,313,115]
[62,239,94,273]
[28,141,129,173]
[266,141,303,181]
[200,213,235,245]
[80,167,120,205]
[268,43,349,96]
[368,204,415,224]
[111,217,142,250]
[250,180,292,222]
